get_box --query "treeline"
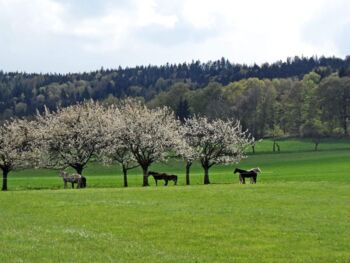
[1,56,350,137]
[150,73,350,140]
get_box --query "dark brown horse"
[234,168,261,184]
[148,171,178,186]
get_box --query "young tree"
[183,116,254,184]
[0,118,37,191]
[36,102,107,175]
[101,105,139,187]
[177,124,200,185]
[106,147,139,187]
[300,120,325,151]
[269,125,284,152]
[118,100,182,186]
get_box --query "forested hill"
[1,55,350,138]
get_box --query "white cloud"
[134,0,178,28]
[0,0,349,72]
[302,0,350,56]
[0,0,65,34]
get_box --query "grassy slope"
[1,139,350,262]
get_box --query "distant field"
[1,139,350,262]
[249,137,350,153]
[6,138,350,190]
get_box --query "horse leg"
[242,176,246,184]
[239,175,243,184]
[164,179,168,186]
[64,180,67,189]
[71,182,74,189]
[174,179,177,185]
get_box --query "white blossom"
[117,99,183,186]
[182,116,254,184]
[36,101,107,174]
[0,118,38,190]
[99,104,138,187]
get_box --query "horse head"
[59,170,68,177]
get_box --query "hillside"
[1,56,350,138]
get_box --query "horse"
[59,170,87,189]
[148,171,178,186]
[234,167,261,184]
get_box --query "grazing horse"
[59,171,86,189]
[148,171,178,186]
[234,167,261,184]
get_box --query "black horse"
[148,171,178,186]
[234,168,261,184]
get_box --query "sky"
[1,0,350,73]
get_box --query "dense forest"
[1,56,350,139]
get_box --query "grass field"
[1,139,350,262]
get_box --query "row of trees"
[1,56,350,121]
[0,100,253,191]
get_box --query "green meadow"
[1,139,350,262]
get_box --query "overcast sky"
[1,0,350,73]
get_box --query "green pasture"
[1,138,350,262]
[5,138,350,190]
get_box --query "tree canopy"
[1,56,350,138]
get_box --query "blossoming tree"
[118,100,183,186]
[100,105,139,187]
[36,102,107,175]
[176,125,198,185]
[0,118,37,191]
[183,116,254,184]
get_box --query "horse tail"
[81,176,87,188]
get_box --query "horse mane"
[249,167,261,173]
[59,170,81,179]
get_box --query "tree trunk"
[2,168,9,191]
[203,165,210,185]
[314,141,319,151]
[185,161,192,185]
[252,145,255,154]
[74,165,84,175]
[142,166,149,187]
[273,140,276,152]
[122,165,128,187]
[276,143,280,152]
